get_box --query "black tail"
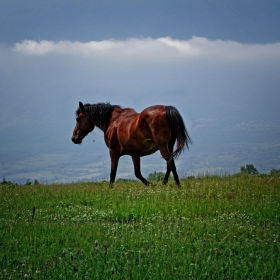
[166,106,192,159]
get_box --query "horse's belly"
[126,139,158,157]
[142,141,158,156]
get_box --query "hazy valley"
[1,118,279,184]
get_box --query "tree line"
[1,164,280,186]
[147,164,280,181]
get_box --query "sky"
[1,0,280,182]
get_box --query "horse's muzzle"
[72,136,82,144]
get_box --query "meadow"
[0,175,279,279]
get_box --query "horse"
[71,102,192,186]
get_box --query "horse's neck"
[101,107,138,132]
[110,107,123,120]
[94,107,122,132]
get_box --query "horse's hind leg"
[168,159,180,186]
[132,156,149,186]
[163,164,171,184]
[163,157,180,185]
[159,141,181,186]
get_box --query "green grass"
[1,175,279,279]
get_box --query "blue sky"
[1,0,280,43]
[1,0,280,181]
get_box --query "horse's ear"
[79,102,85,113]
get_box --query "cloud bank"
[1,36,279,133]
[14,37,280,61]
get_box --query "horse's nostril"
[72,137,81,144]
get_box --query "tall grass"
[1,175,279,279]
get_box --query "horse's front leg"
[109,150,120,185]
[132,156,149,186]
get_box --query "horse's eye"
[76,117,80,122]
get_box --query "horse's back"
[140,105,166,115]
[139,105,169,131]
[116,105,167,131]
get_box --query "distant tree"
[270,168,280,175]
[147,171,172,182]
[25,179,32,186]
[240,164,259,175]
[1,178,8,185]
[116,178,135,183]
[185,175,196,180]
[1,178,18,187]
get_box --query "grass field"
[1,175,279,279]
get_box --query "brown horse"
[71,102,192,186]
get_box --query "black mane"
[76,102,121,130]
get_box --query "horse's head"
[71,102,95,144]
